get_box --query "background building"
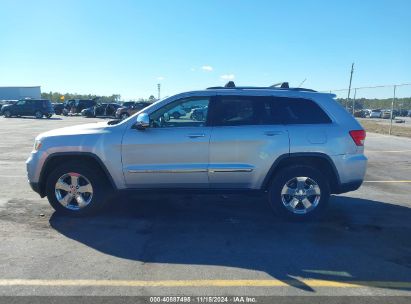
[0,86,41,101]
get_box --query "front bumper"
[29,182,41,195]
[26,151,48,197]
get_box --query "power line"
[325,82,411,92]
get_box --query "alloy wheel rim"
[280,176,321,214]
[55,172,93,210]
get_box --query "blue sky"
[0,0,410,99]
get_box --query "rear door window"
[211,95,284,126]
[211,96,258,126]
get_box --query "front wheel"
[45,162,111,216]
[120,113,129,120]
[35,111,43,119]
[3,110,12,118]
[268,166,330,220]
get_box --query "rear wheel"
[45,162,111,216]
[35,111,43,119]
[268,165,330,220]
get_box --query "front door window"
[150,97,210,128]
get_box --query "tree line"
[41,92,157,103]
[337,97,411,110]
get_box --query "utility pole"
[389,85,397,135]
[352,88,357,115]
[157,83,161,100]
[347,63,354,110]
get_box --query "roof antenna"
[298,78,307,87]
[224,81,236,88]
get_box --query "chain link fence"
[328,83,411,137]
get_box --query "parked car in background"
[81,103,121,118]
[1,99,54,118]
[190,106,208,121]
[362,109,372,118]
[393,109,409,117]
[52,103,65,115]
[169,105,186,119]
[0,100,17,115]
[354,110,366,118]
[381,110,395,119]
[369,109,382,118]
[115,102,151,119]
[121,101,136,108]
[62,99,97,116]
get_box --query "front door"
[122,96,212,188]
[14,100,28,115]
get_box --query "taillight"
[349,130,366,146]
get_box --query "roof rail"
[270,82,289,88]
[207,82,317,92]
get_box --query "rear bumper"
[331,153,367,194]
[334,180,363,194]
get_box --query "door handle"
[264,131,283,136]
[187,133,205,138]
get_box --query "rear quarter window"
[271,97,332,124]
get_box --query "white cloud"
[220,74,235,81]
[201,65,213,72]
[157,76,165,81]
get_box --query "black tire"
[35,111,43,119]
[268,165,330,221]
[45,161,112,216]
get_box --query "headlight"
[33,140,42,151]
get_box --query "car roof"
[175,88,336,99]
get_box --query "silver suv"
[26,83,367,219]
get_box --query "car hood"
[37,122,111,140]
[1,104,12,110]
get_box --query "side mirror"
[135,113,150,130]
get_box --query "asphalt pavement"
[0,115,410,299]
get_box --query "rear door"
[208,95,289,189]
